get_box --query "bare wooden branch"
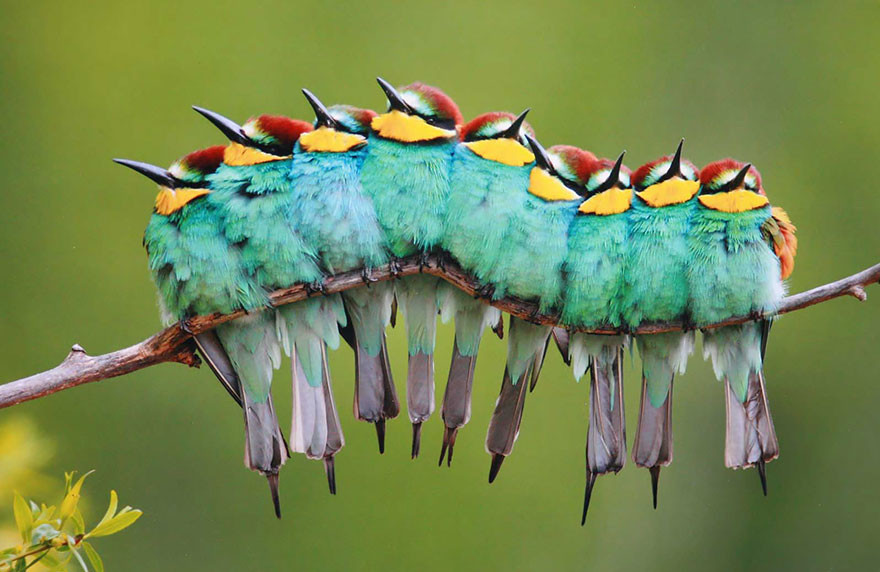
[2,257,878,409]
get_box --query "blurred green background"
[2,1,879,570]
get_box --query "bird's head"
[298,89,377,153]
[524,137,591,202]
[459,110,535,167]
[631,140,699,207]
[193,106,313,166]
[697,159,768,212]
[371,78,463,143]
[576,152,632,215]
[114,145,226,215]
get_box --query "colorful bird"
[193,107,348,494]
[688,160,797,494]
[293,89,399,455]
[622,142,701,509]
[439,110,533,466]
[485,135,583,482]
[559,151,632,523]
[114,148,288,517]
[360,78,464,458]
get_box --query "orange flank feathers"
[771,206,798,279]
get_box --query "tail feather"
[485,366,530,481]
[586,345,626,475]
[193,331,242,406]
[724,370,779,469]
[290,343,344,467]
[439,337,478,466]
[407,352,434,458]
[632,376,673,469]
[242,390,289,478]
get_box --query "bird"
[558,151,632,523]
[485,135,583,483]
[439,110,534,466]
[360,78,464,458]
[292,89,399,457]
[192,107,348,495]
[688,159,797,495]
[114,147,288,517]
[624,141,701,509]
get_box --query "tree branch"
[2,256,878,409]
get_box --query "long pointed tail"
[583,345,626,522]
[242,392,288,518]
[439,336,478,467]
[485,366,530,483]
[724,369,778,491]
[193,331,243,406]
[407,351,434,459]
[353,335,398,454]
[632,377,673,509]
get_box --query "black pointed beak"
[500,108,530,140]
[594,151,627,193]
[192,106,250,145]
[376,77,414,114]
[664,138,684,180]
[730,163,752,190]
[524,133,555,173]
[302,88,342,130]
[113,158,177,188]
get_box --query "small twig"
[1,257,878,409]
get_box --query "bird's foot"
[179,318,195,336]
[304,280,326,297]
[474,282,495,300]
[361,267,377,287]
[418,251,432,271]
[389,258,403,279]
[748,310,765,324]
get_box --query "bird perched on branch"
[623,142,700,509]
[484,136,583,483]
[688,160,797,494]
[114,147,288,517]
[193,108,347,496]
[439,110,533,466]
[292,90,398,458]
[558,150,632,523]
[360,78,464,458]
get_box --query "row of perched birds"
[115,78,798,522]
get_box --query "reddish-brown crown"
[631,154,699,190]
[548,145,598,184]
[459,112,534,142]
[249,115,314,149]
[699,159,764,193]
[401,82,464,127]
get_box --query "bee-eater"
[193,108,348,494]
[688,160,797,494]
[115,148,288,517]
[439,110,533,466]
[360,78,464,458]
[292,89,399,456]
[559,151,632,522]
[623,142,700,509]
[485,135,583,482]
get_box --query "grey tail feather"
[488,454,505,483]
[266,473,281,519]
[586,346,626,475]
[439,426,458,467]
[552,327,571,365]
[380,337,400,419]
[353,339,385,424]
[632,374,674,509]
[581,472,597,525]
[242,393,289,479]
[440,337,477,465]
[323,457,337,495]
[406,351,434,435]
[411,422,422,459]
[485,366,530,482]
[757,459,768,496]
[193,331,242,406]
[529,339,550,392]
[724,370,779,471]
[375,419,386,454]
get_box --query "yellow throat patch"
[578,188,632,215]
[636,178,699,207]
[371,110,456,143]
[155,187,210,215]
[699,190,769,212]
[527,168,582,202]
[299,127,367,153]
[223,142,289,166]
[463,138,534,166]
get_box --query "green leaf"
[94,490,118,531]
[82,542,103,572]
[59,470,94,523]
[31,523,61,545]
[13,492,33,542]
[71,508,86,535]
[86,509,142,538]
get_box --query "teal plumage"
[196,108,347,494]
[437,110,531,465]
[688,160,794,488]
[624,145,700,508]
[360,79,464,457]
[291,93,398,455]
[117,147,287,517]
